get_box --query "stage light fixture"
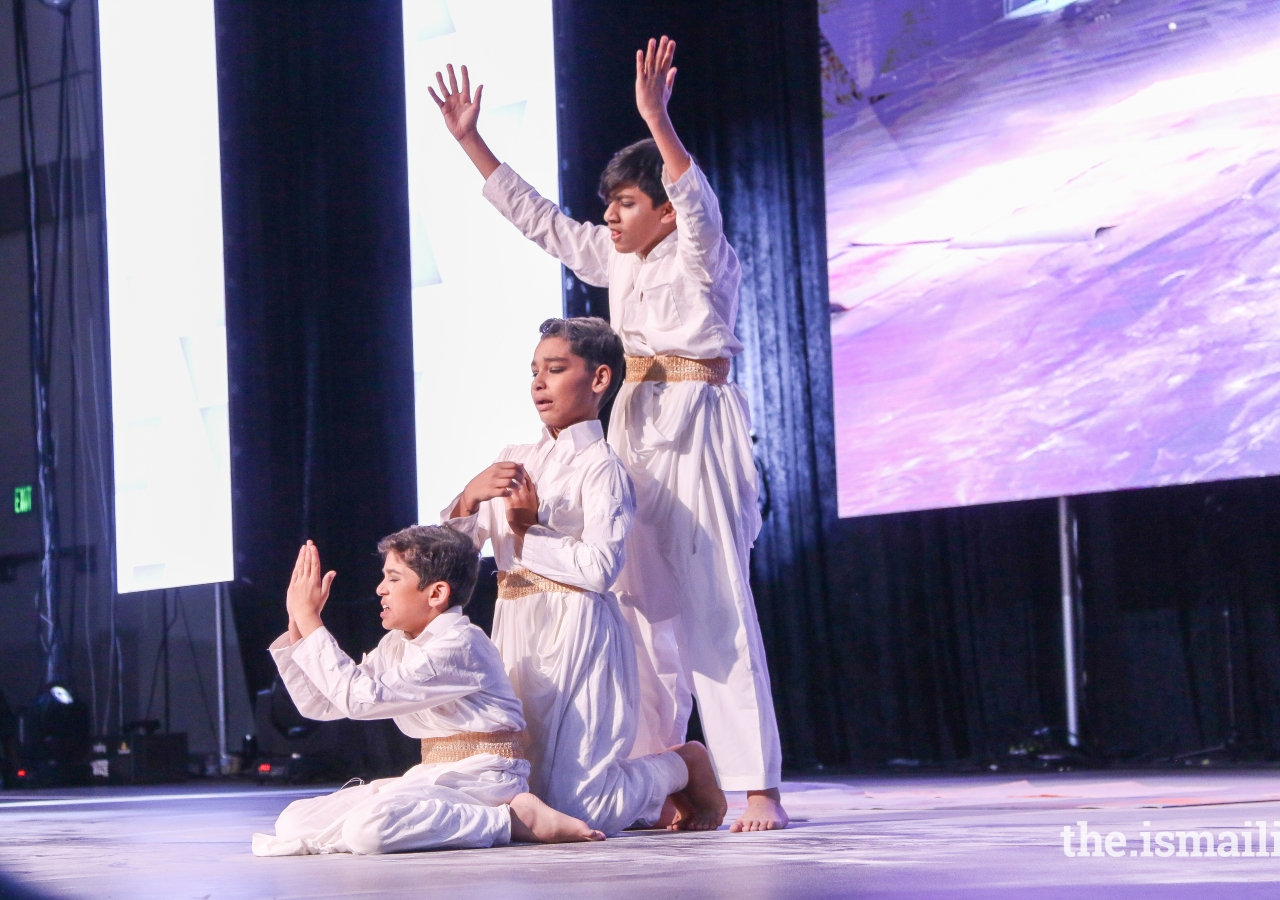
[16,685,92,786]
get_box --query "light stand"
[1058,496,1081,747]
[215,583,230,773]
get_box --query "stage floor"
[3,772,1280,898]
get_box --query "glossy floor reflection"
[2,772,1280,898]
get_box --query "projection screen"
[401,0,562,524]
[100,0,233,592]
[821,0,1280,518]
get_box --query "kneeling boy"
[252,525,603,856]
[445,317,725,835]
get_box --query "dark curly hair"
[376,524,479,608]
[597,138,668,207]
[539,316,627,408]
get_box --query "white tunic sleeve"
[518,455,635,593]
[482,163,614,288]
[286,626,483,721]
[269,633,346,721]
[443,504,489,550]
[662,163,737,324]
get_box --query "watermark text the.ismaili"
[1062,821,1280,858]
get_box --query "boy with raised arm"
[252,526,604,857]
[444,317,726,836]
[431,38,786,830]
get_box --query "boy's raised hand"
[430,64,483,142]
[286,541,336,640]
[635,36,677,127]
[429,63,502,179]
[634,36,691,181]
[458,462,528,517]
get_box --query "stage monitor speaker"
[253,677,417,783]
[90,729,189,785]
[11,686,91,787]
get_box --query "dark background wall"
[0,0,254,754]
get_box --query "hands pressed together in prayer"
[286,540,336,644]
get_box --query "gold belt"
[624,355,730,384]
[420,730,526,766]
[496,567,586,600]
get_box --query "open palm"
[635,36,677,125]
[429,63,483,141]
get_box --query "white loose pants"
[610,379,783,791]
[251,754,528,856]
[492,589,688,835]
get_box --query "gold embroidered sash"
[624,355,730,384]
[420,730,526,766]
[496,567,586,600]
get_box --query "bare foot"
[669,742,727,831]
[653,796,680,829]
[509,793,606,843]
[729,788,789,832]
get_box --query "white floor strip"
[0,788,327,810]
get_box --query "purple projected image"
[822,0,1280,518]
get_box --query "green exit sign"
[14,485,32,514]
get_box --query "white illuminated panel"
[100,1,232,592]
[402,0,562,522]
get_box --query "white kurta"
[252,608,529,856]
[445,419,688,835]
[483,162,783,790]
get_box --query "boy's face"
[531,336,611,433]
[604,185,676,256]
[376,551,448,640]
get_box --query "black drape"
[1075,481,1280,761]
[826,480,1280,767]
[216,1,417,692]
[554,0,841,769]
[825,502,1064,764]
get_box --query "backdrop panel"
[821,0,1280,518]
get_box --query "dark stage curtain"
[554,0,842,769]
[1075,481,1280,762]
[216,1,418,692]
